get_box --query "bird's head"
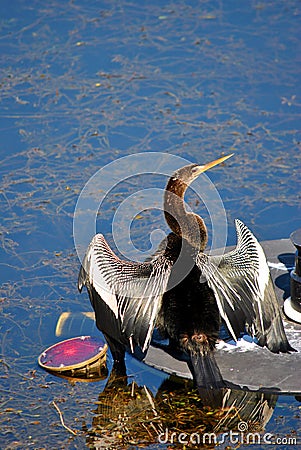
[171,154,234,187]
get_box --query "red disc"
[38,336,106,371]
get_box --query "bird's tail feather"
[189,352,225,407]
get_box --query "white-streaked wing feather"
[87,243,119,318]
[78,234,172,352]
[197,219,293,353]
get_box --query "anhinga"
[78,155,294,392]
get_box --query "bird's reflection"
[85,375,277,449]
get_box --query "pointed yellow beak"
[197,153,234,174]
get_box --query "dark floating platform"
[143,239,301,394]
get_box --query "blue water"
[0,1,300,448]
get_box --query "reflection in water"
[52,310,299,447]
[86,376,277,449]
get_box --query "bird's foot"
[191,333,209,345]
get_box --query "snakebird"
[78,155,294,392]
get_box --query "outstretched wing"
[78,234,172,353]
[197,219,294,353]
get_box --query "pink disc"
[39,336,106,370]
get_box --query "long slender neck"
[164,176,208,251]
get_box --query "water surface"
[0,1,300,448]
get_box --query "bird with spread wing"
[78,154,294,393]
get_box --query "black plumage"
[78,155,294,393]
